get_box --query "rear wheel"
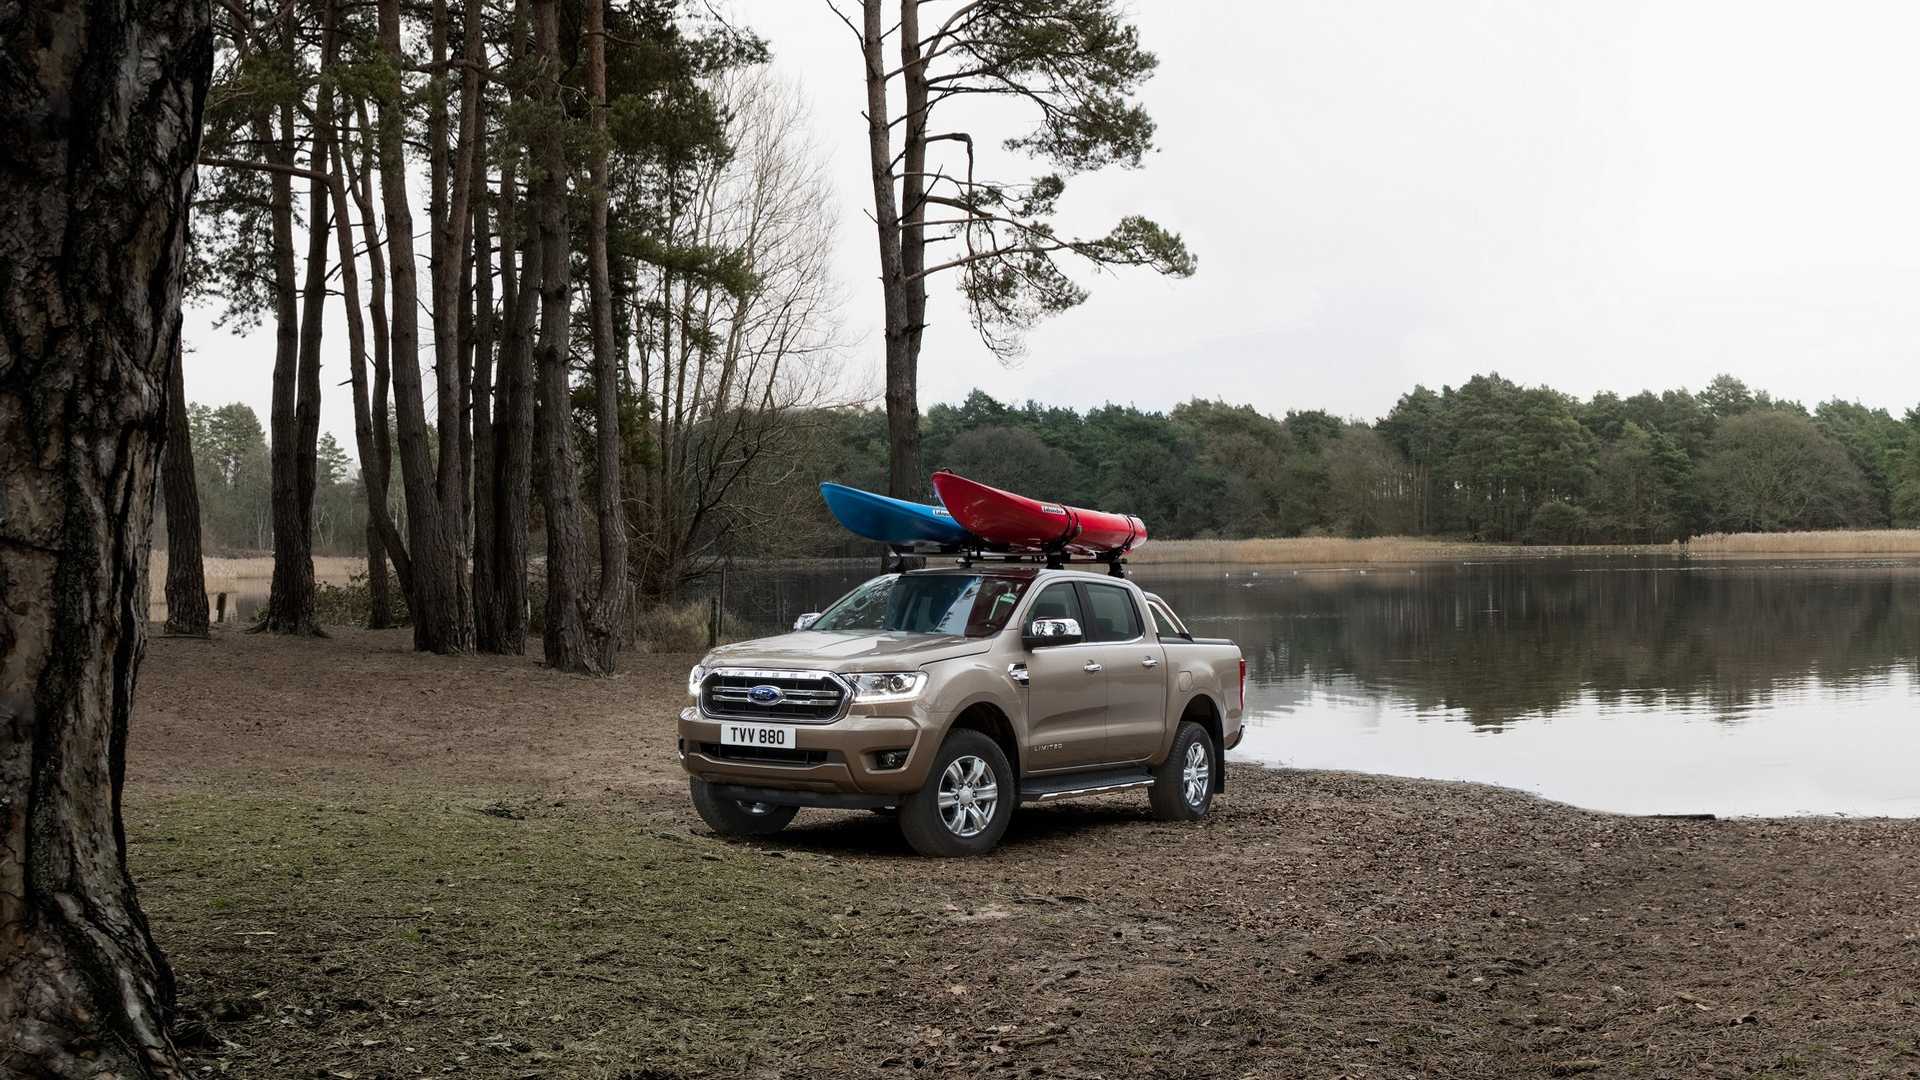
[898,729,1014,857]
[1150,721,1216,821]
[690,778,800,837]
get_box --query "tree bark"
[427,0,485,558]
[861,0,920,500]
[470,129,498,649]
[377,0,473,653]
[0,0,209,1071]
[161,344,211,637]
[254,23,315,633]
[582,0,626,671]
[262,13,332,636]
[344,100,412,619]
[532,0,592,672]
[320,57,400,629]
[475,0,537,655]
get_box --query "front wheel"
[1149,721,1216,821]
[897,729,1015,857]
[690,778,800,837]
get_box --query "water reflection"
[1166,558,1920,726]
[1161,557,1920,816]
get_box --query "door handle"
[1142,656,1160,668]
[1083,661,1103,674]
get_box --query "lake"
[723,555,1920,818]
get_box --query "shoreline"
[158,527,1920,586]
[129,628,1920,1078]
[1129,528,1920,565]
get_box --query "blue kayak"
[820,482,975,547]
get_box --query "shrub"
[313,573,410,627]
[1525,500,1589,544]
[627,600,712,653]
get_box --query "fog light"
[875,749,909,770]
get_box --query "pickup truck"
[676,564,1245,856]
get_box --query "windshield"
[811,574,1030,637]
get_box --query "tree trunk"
[894,0,930,498]
[162,344,210,637]
[861,0,919,500]
[582,0,626,671]
[532,0,592,672]
[255,34,314,633]
[344,100,412,615]
[263,15,332,636]
[0,0,209,1070]
[475,0,537,655]
[377,0,472,653]
[321,64,400,630]
[470,132,499,650]
[428,0,485,560]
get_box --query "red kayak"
[931,471,1148,556]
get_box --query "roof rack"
[887,544,1129,578]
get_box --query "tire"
[1150,721,1216,821]
[897,729,1015,857]
[690,778,800,837]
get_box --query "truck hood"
[702,630,992,670]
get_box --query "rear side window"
[1026,582,1084,628]
[1080,583,1143,643]
[1147,600,1188,639]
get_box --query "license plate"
[719,721,798,750]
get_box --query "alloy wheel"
[1182,741,1210,808]
[937,754,1000,837]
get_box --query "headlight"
[687,664,707,696]
[847,671,927,703]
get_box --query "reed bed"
[1131,536,1505,565]
[149,553,365,586]
[1679,529,1920,554]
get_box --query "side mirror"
[1022,617,1083,649]
[793,612,821,631]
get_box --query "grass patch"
[130,786,880,1078]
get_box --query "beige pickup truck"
[676,565,1245,856]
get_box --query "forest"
[179,371,1920,565]
[157,0,1197,670]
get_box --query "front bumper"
[676,707,939,796]
[702,783,895,810]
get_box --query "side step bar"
[1019,767,1154,804]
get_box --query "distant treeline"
[800,373,1920,546]
[179,372,1920,557]
[174,402,377,556]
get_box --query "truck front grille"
[700,669,848,723]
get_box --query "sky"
[184,0,1920,462]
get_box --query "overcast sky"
[184,0,1920,460]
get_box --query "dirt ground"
[131,628,1920,1079]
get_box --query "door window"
[1026,582,1085,640]
[1080,584,1143,643]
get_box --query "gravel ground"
[130,627,1920,1079]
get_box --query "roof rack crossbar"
[880,546,1130,578]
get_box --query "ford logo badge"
[748,684,784,706]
